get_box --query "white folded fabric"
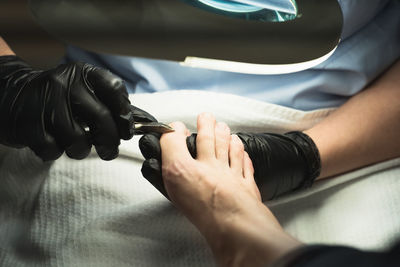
[0,90,399,266]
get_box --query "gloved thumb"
[141,158,169,199]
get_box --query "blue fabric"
[65,0,400,111]
[338,0,390,39]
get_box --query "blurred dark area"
[0,0,341,67]
[27,0,341,65]
[0,0,65,68]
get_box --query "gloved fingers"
[130,105,157,123]
[90,114,120,161]
[186,134,197,159]
[214,122,231,164]
[229,135,245,176]
[49,109,92,160]
[118,104,159,139]
[141,158,169,199]
[85,66,134,140]
[74,96,120,160]
[29,133,63,162]
[65,143,91,159]
[139,133,161,160]
[196,113,216,161]
[64,130,92,160]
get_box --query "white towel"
[0,90,399,267]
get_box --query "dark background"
[0,0,65,68]
[0,0,341,68]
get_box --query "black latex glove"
[139,131,321,201]
[0,56,156,161]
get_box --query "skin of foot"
[159,113,302,267]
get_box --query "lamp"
[29,0,342,74]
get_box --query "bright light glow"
[180,44,338,75]
[198,0,297,15]
[230,0,297,14]
[198,0,263,13]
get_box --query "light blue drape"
[65,0,399,110]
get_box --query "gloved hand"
[139,131,321,200]
[0,55,156,161]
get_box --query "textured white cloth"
[0,90,399,266]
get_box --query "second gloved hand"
[0,56,156,161]
[139,131,321,200]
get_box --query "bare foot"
[160,113,302,267]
